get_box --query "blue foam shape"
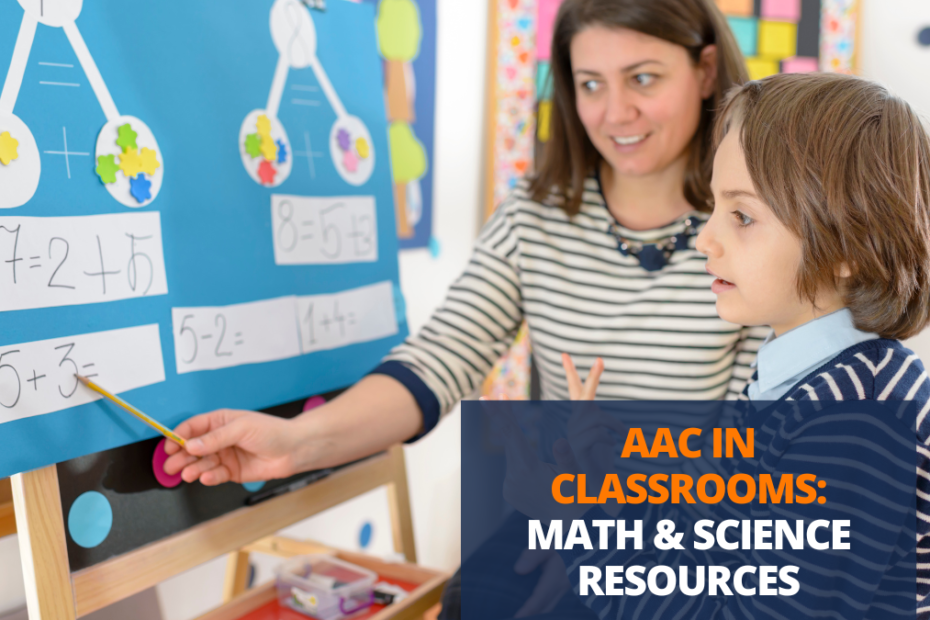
[428,236,441,258]
[129,173,152,203]
[276,139,288,164]
[727,16,758,57]
[68,491,113,548]
[536,61,552,100]
[243,481,265,492]
[359,521,373,548]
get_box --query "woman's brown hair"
[528,0,748,216]
[715,73,930,340]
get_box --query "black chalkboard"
[58,393,342,572]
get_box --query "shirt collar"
[754,308,879,393]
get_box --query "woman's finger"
[580,357,604,400]
[562,353,582,400]
[180,454,221,483]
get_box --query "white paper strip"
[271,194,377,264]
[172,282,398,374]
[0,212,168,312]
[296,281,397,354]
[172,297,302,374]
[0,324,165,423]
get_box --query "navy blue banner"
[460,401,922,619]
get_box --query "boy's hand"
[163,409,300,485]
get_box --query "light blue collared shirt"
[747,308,879,401]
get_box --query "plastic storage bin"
[276,555,377,619]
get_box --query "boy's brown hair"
[715,73,930,340]
[528,0,748,216]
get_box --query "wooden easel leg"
[386,445,418,563]
[11,465,76,620]
[222,550,252,602]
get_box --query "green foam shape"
[116,123,138,151]
[388,121,427,184]
[95,154,119,184]
[377,0,422,61]
[245,133,262,159]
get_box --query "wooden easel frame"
[11,445,420,619]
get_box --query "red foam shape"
[258,160,277,185]
[152,438,183,488]
[302,395,326,412]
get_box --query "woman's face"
[570,26,717,179]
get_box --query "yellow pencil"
[75,374,186,448]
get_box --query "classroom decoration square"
[714,0,858,79]
[716,0,815,80]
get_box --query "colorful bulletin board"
[357,0,437,249]
[483,0,860,218]
[0,1,406,480]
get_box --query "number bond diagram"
[239,0,375,188]
[0,0,164,209]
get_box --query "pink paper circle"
[152,438,183,488]
[303,395,326,412]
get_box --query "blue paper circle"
[428,236,441,259]
[243,481,265,492]
[919,27,930,47]
[359,521,373,549]
[68,491,113,548]
[393,284,406,323]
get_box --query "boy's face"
[696,128,843,336]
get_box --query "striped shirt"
[558,339,930,619]
[375,178,767,434]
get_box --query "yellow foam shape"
[119,148,144,179]
[260,134,278,162]
[356,137,370,159]
[139,147,160,176]
[758,20,797,60]
[256,114,272,138]
[0,131,19,165]
[745,57,780,81]
[537,101,552,143]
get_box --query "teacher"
[165,0,760,493]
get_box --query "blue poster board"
[0,0,407,479]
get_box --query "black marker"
[245,468,334,506]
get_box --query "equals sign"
[234,332,244,346]
[300,221,314,241]
[82,363,98,379]
[201,334,213,340]
[29,256,41,269]
[348,312,355,325]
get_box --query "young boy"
[696,73,930,405]
[553,73,930,618]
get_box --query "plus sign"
[294,131,325,179]
[43,127,90,179]
[27,370,46,390]
[83,235,121,294]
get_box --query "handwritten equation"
[271,194,377,265]
[0,325,166,423]
[296,281,398,354]
[0,213,168,312]
[172,281,398,374]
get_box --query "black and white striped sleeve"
[373,199,526,431]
